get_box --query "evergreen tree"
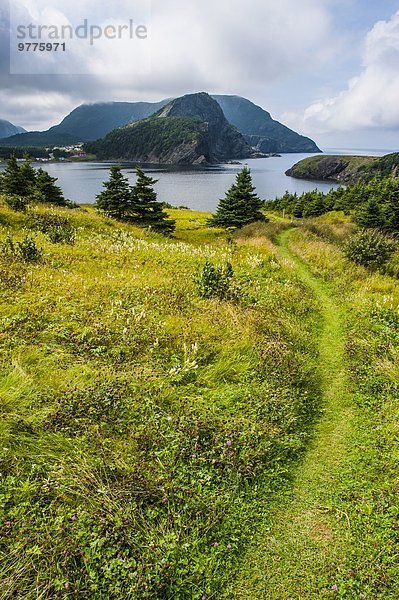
[0,156,27,196]
[131,167,175,235]
[381,186,399,232]
[210,167,266,228]
[34,168,67,206]
[383,198,399,232]
[20,154,37,196]
[303,191,327,218]
[355,197,385,229]
[292,196,306,218]
[95,165,133,220]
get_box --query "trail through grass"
[231,228,356,598]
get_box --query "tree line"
[0,155,67,206]
[268,176,399,232]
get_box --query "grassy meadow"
[0,202,320,598]
[0,200,397,598]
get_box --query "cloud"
[0,0,338,129]
[284,10,399,134]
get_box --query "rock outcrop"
[213,95,320,153]
[285,155,380,183]
[86,93,253,165]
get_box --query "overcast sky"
[1,0,399,150]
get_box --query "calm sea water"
[0,148,391,211]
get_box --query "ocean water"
[0,148,390,211]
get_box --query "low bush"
[344,229,397,270]
[47,224,76,245]
[194,260,234,300]
[26,212,71,233]
[26,212,76,244]
[4,195,29,212]
[302,219,356,245]
[2,235,43,263]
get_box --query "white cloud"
[0,0,338,129]
[284,10,399,134]
[0,87,75,131]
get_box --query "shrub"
[48,380,131,435]
[47,225,76,245]
[4,195,29,212]
[0,262,25,289]
[26,212,76,245]
[195,260,234,300]
[2,235,43,263]
[27,212,71,233]
[344,229,397,270]
[17,236,43,262]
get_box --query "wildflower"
[331,585,338,591]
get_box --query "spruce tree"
[95,165,133,220]
[34,169,67,206]
[131,167,175,235]
[382,188,399,232]
[356,197,385,229]
[0,156,27,196]
[209,167,266,228]
[20,154,37,196]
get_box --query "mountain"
[0,94,320,154]
[0,120,26,139]
[48,101,170,141]
[86,93,253,164]
[0,101,169,147]
[212,95,320,153]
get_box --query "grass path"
[228,228,356,598]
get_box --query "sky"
[1,0,399,150]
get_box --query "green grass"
[229,229,355,598]
[0,201,397,598]
[0,202,320,598]
[229,227,399,598]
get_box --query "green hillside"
[0,194,398,598]
[286,152,399,183]
[86,116,208,162]
[86,93,252,164]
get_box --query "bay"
[0,148,390,211]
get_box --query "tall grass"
[0,204,320,598]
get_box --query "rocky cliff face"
[285,155,381,183]
[213,95,321,153]
[86,93,253,165]
[154,93,252,162]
